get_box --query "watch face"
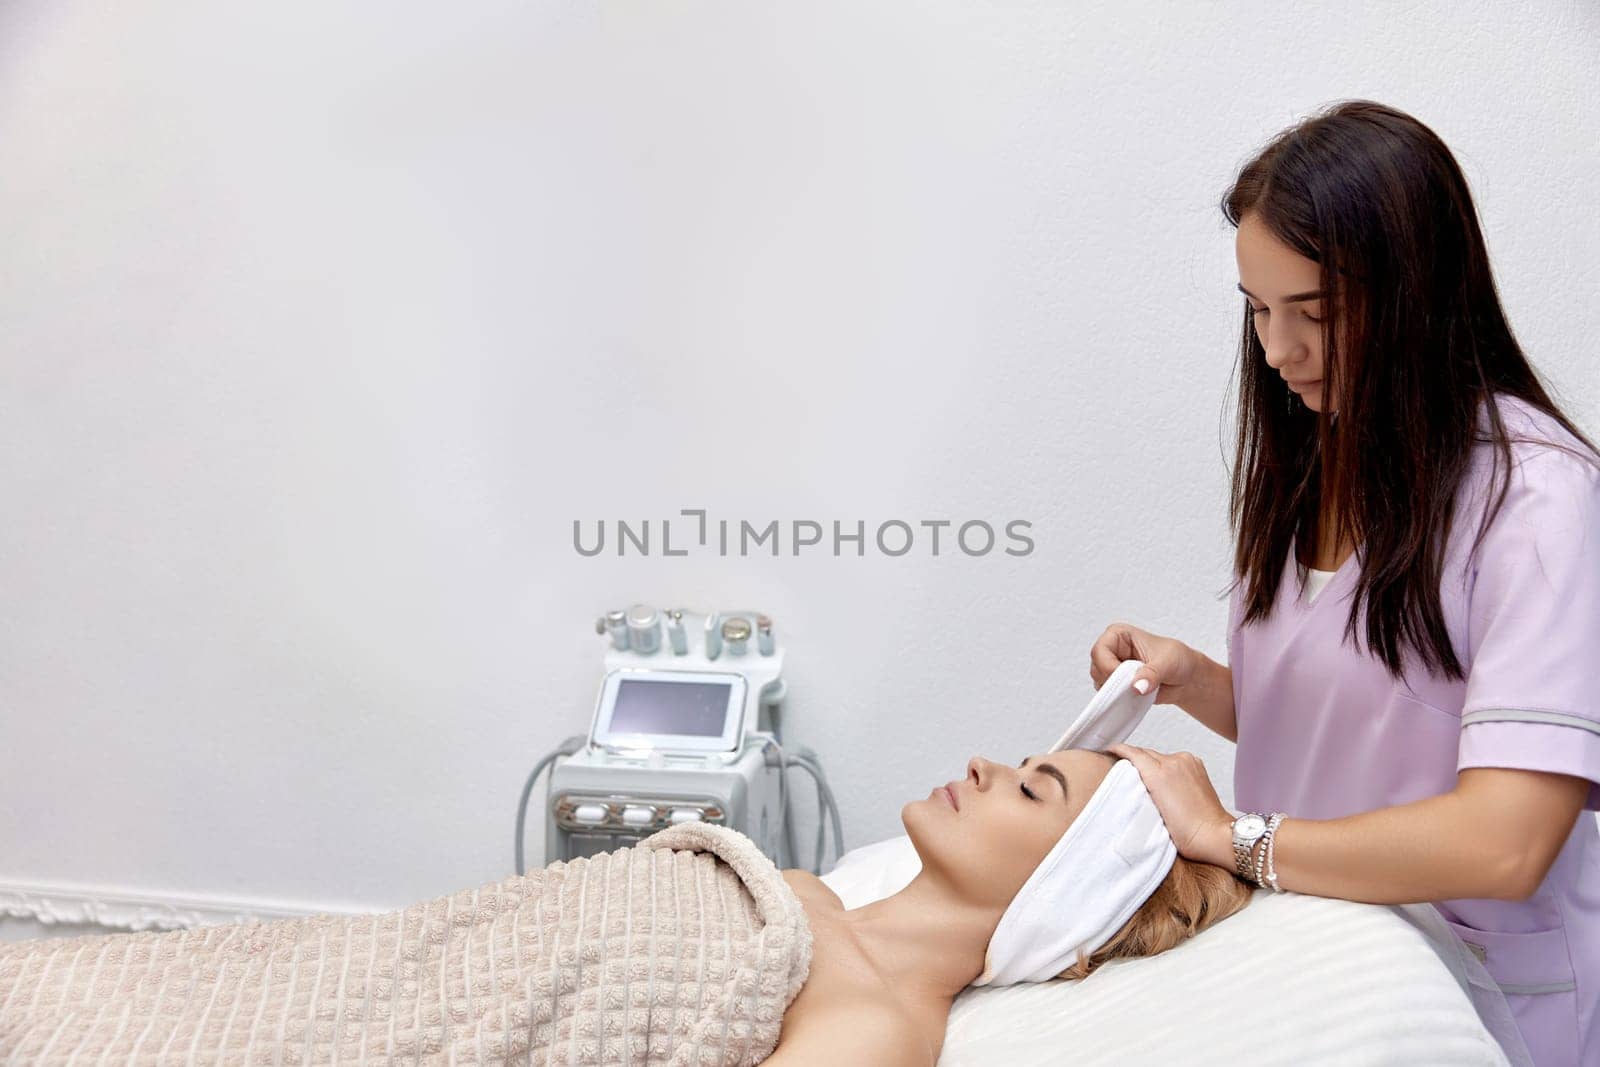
[1236,814,1267,838]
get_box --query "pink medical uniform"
[1228,393,1600,1067]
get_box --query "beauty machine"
[513,606,844,875]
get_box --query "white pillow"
[819,833,921,907]
[821,838,1531,1067]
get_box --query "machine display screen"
[609,678,735,737]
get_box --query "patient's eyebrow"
[1237,282,1326,304]
[1018,756,1069,803]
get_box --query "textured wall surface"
[1,0,1596,915]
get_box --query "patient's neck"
[835,871,1004,1003]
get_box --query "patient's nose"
[967,756,990,788]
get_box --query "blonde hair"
[1055,854,1254,981]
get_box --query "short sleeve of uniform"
[1457,445,1600,811]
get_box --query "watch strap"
[1231,813,1268,883]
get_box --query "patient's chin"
[900,799,938,853]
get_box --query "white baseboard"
[0,877,370,934]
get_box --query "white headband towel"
[973,757,1178,986]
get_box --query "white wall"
[1,0,1596,919]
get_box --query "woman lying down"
[0,749,1252,1066]
[771,748,1253,1064]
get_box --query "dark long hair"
[1220,99,1600,682]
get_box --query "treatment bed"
[0,826,1531,1065]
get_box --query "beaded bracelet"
[1264,814,1286,893]
[1248,812,1286,889]
[1252,813,1285,891]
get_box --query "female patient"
[767,748,1254,1065]
[0,747,1248,1065]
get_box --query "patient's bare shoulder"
[780,868,842,909]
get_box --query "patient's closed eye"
[1021,782,1040,801]
[1018,756,1070,803]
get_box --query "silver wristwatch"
[1231,812,1270,883]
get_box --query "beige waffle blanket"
[0,823,811,1065]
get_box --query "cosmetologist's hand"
[1089,623,1200,704]
[1103,743,1235,869]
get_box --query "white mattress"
[822,836,1531,1066]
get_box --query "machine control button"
[621,805,657,826]
[669,808,703,824]
[573,803,610,825]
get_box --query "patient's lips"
[942,782,960,811]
